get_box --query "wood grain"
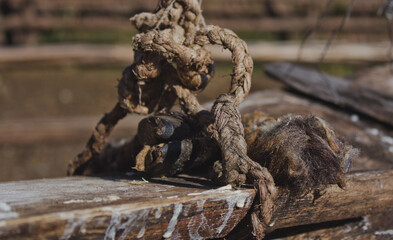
[0,170,392,239]
[0,175,255,239]
[270,170,393,231]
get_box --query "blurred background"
[0,0,390,182]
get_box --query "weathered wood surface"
[0,42,390,67]
[0,170,392,239]
[267,212,393,240]
[265,62,393,127]
[0,175,255,240]
[270,170,393,231]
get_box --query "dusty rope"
[68,1,357,238]
[68,0,277,236]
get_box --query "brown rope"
[67,103,127,176]
[68,1,356,238]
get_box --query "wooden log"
[265,62,393,127]
[270,170,393,231]
[0,175,254,240]
[0,170,392,239]
[268,212,393,240]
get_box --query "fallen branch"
[265,62,393,127]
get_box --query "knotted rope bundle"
[68,1,357,238]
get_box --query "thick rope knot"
[133,29,214,90]
[117,62,164,115]
[210,94,249,186]
[70,1,281,238]
[210,94,278,239]
[132,0,202,34]
[195,25,253,105]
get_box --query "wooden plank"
[265,62,393,127]
[0,175,254,240]
[1,15,386,33]
[14,0,384,19]
[0,41,390,67]
[0,44,135,66]
[0,170,392,239]
[209,17,386,33]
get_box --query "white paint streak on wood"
[236,198,246,208]
[0,201,18,220]
[375,229,393,235]
[364,128,393,148]
[103,207,150,240]
[163,203,183,239]
[155,207,162,219]
[136,210,149,239]
[187,185,233,197]
[63,195,120,204]
[61,213,89,240]
[183,204,191,217]
[268,219,276,227]
[196,200,206,212]
[136,225,146,239]
[361,216,371,231]
[187,192,202,196]
[0,202,11,212]
[167,195,178,199]
[215,191,250,236]
[350,114,359,122]
[382,136,393,145]
[103,207,132,240]
[188,200,208,240]
[366,128,379,136]
[0,212,18,220]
